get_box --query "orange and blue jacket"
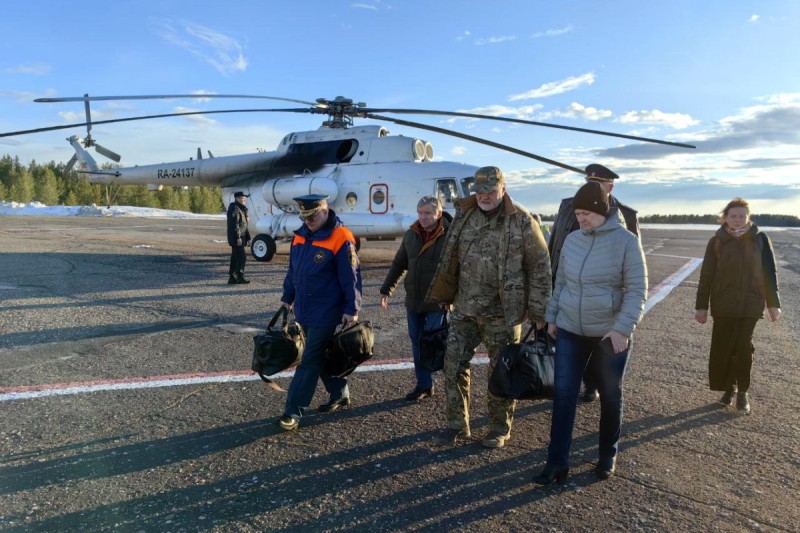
[281,210,362,326]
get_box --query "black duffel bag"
[252,307,305,391]
[326,321,375,379]
[419,314,449,372]
[488,325,555,400]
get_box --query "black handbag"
[252,307,305,391]
[419,314,449,372]
[325,321,375,378]
[488,325,555,400]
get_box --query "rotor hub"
[315,96,367,128]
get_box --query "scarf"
[725,221,752,239]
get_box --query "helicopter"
[1,94,695,261]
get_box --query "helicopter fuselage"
[79,124,478,259]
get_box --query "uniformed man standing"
[427,166,552,448]
[227,191,251,284]
[278,194,362,431]
[548,164,640,402]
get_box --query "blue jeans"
[547,328,631,468]
[406,309,446,390]
[283,324,349,420]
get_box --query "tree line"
[0,155,223,214]
[4,154,799,225]
[638,213,800,227]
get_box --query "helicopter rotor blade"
[35,94,324,107]
[64,154,79,173]
[361,108,696,149]
[0,108,314,137]
[83,94,92,137]
[94,142,122,163]
[365,113,584,174]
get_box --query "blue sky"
[1,0,799,215]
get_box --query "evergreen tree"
[75,177,101,205]
[33,167,60,205]
[9,168,35,202]
[64,190,78,206]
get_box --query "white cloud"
[749,14,760,22]
[508,73,595,100]
[58,109,116,122]
[351,3,378,10]
[456,30,471,42]
[0,89,57,102]
[475,35,518,46]
[451,104,544,121]
[542,102,613,121]
[451,146,466,155]
[530,25,573,38]
[615,109,699,129]
[151,18,248,76]
[4,63,53,75]
[172,107,219,125]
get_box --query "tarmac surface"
[0,216,798,532]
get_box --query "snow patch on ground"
[0,201,225,220]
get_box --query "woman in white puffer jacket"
[535,181,647,485]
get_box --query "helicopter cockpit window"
[435,178,458,209]
[461,177,476,196]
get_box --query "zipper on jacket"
[577,232,596,336]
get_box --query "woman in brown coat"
[695,198,781,414]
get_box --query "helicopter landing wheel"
[251,234,277,262]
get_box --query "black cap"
[573,181,610,216]
[234,191,250,198]
[585,163,619,182]
[293,194,330,219]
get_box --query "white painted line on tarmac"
[0,357,490,402]
[0,258,703,403]
[644,258,703,314]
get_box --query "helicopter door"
[369,183,389,214]
[435,178,459,210]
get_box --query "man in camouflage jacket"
[426,166,552,449]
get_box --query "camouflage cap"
[473,166,505,193]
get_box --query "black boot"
[533,464,569,485]
[405,387,433,401]
[228,275,238,285]
[236,274,251,284]
[718,389,735,406]
[736,392,750,415]
[595,456,617,480]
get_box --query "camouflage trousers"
[443,312,522,436]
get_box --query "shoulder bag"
[488,325,555,400]
[252,307,305,391]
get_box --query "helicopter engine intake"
[262,176,339,209]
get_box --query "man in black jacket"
[548,164,640,402]
[227,191,251,284]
